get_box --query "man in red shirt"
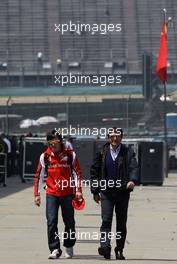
[34,130,83,259]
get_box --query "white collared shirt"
[110,144,121,161]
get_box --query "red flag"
[156,22,167,83]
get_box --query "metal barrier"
[0,153,7,187]
[22,137,165,186]
[22,138,47,180]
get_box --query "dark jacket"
[90,143,139,194]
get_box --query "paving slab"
[0,173,177,264]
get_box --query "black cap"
[46,129,62,142]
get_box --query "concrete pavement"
[0,174,177,264]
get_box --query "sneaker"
[65,247,73,259]
[48,249,62,259]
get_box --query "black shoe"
[98,247,111,259]
[114,248,125,260]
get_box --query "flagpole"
[163,81,168,177]
[163,8,167,24]
[163,8,168,178]
[163,81,167,145]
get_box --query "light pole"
[66,96,71,132]
[37,52,43,86]
[6,96,12,135]
[126,95,131,137]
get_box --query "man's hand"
[76,191,83,201]
[93,194,100,204]
[34,195,41,206]
[127,181,135,190]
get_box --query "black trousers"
[7,153,12,177]
[46,194,76,252]
[100,190,130,251]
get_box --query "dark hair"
[46,129,63,142]
[107,127,123,138]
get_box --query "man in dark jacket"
[90,127,139,260]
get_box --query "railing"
[0,153,7,187]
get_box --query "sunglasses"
[48,140,61,147]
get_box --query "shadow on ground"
[0,175,33,199]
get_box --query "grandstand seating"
[0,0,176,77]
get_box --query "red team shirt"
[34,144,82,197]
